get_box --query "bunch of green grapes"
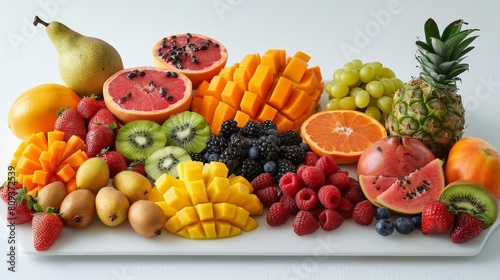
[324,59,403,123]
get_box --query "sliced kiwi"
[116,120,167,161]
[162,111,210,153]
[145,146,191,180]
[439,180,499,228]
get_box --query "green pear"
[95,186,130,227]
[33,16,123,98]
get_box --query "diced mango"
[227,175,253,193]
[282,57,308,83]
[272,112,295,133]
[256,104,278,123]
[221,80,245,109]
[210,102,237,134]
[230,206,250,228]
[155,174,185,194]
[234,110,252,127]
[213,202,236,221]
[155,201,178,219]
[148,187,164,202]
[242,217,259,232]
[241,194,264,216]
[199,95,220,124]
[164,215,183,233]
[177,160,204,182]
[185,180,208,205]
[238,53,261,78]
[163,186,193,210]
[228,225,242,237]
[187,222,206,239]
[267,76,293,109]
[281,88,311,120]
[261,49,283,74]
[215,221,233,238]
[201,221,218,239]
[202,161,229,186]
[226,182,251,207]
[176,206,199,226]
[206,75,226,99]
[207,177,231,203]
[195,202,214,221]
[248,64,273,99]
[240,91,263,119]
[219,63,238,81]
[293,50,311,63]
[233,67,251,91]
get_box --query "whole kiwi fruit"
[59,189,96,228]
[128,200,166,238]
[36,181,67,212]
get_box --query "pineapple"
[385,18,479,158]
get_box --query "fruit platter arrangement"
[1,15,499,256]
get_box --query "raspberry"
[353,200,375,226]
[308,203,326,220]
[295,165,307,179]
[295,187,318,211]
[266,202,289,227]
[251,173,274,192]
[343,182,366,205]
[300,166,325,190]
[315,155,339,176]
[326,172,350,192]
[336,197,354,219]
[317,185,341,209]
[279,172,303,196]
[303,151,319,166]
[319,209,344,231]
[255,186,280,207]
[293,210,319,236]
[279,193,300,215]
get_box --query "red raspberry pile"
[252,152,372,236]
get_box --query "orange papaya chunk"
[240,91,263,119]
[282,57,307,83]
[256,104,278,123]
[233,67,251,91]
[281,88,311,120]
[221,81,244,109]
[219,63,238,82]
[238,53,261,78]
[210,102,237,134]
[296,69,319,94]
[200,95,220,124]
[273,112,295,133]
[193,80,210,99]
[248,64,273,100]
[233,110,252,127]
[261,49,283,74]
[309,65,323,83]
[190,96,203,114]
[293,51,311,63]
[206,75,227,100]
[267,76,293,109]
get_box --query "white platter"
[2,163,499,257]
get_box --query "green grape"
[391,78,404,90]
[340,96,357,110]
[365,81,384,98]
[354,90,370,108]
[343,62,356,70]
[376,96,393,114]
[333,69,344,82]
[327,83,349,98]
[367,62,382,74]
[325,80,335,94]
[351,59,363,68]
[379,78,395,96]
[349,87,363,97]
[340,69,359,86]
[359,66,375,83]
[368,96,378,107]
[378,67,396,78]
[364,106,382,121]
[325,98,342,111]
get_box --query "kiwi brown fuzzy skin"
[439,180,499,229]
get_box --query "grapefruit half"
[152,33,228,88]
[103,67,193,124]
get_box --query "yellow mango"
[242,217,259,232]
[228,225,242,237]
[230,206,250,228]
[227,175,253,193]
[215,221,233,238]
[213,202,236,221]
[163,186,192,210]
[164,215,183,233]
[177,160,204,182]
[155,173,185,194]
[203,161,229,186]
[187,222,206,239]
[226,182,251,207]
[155,201,178,219]
[241,194,264,215]
[201,221,218,239]
[195,202,214,221]
[206,177,231,203]
[176,206,199,226]
[148,187,164,202]
[185,179,208,205]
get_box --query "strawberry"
[99,150,128,178]
[128,161,146,177]
[450,213,484,244]
[266,202,289,227]
[85,124,116,157]
[293,210,319,236]
[421,201,455,234]
[32,206,63,251]
[77,95,106,120]
[352,199,375,226]
[54,107,87,141]
[88,108,119,133]
[1,181,22,203]
[4,185,36,225]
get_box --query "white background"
[1,0,500,279]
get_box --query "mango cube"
[201,221,218,239]
[195,202,214,221]
[213,202,236,221]
[185,180,208,205]
[176,206,199,226]
[155,201,178,219]
[164,215,183,233]
[228,175,254,193]
[215,221,232,238]
[241,194,264,215]
[242,217,259,232]
[148,187,164,202]
[203,161,229,186]
[177,160,204,182]
[207,177,230,203]
[187,222,206,239]
[163,186,192,210]
[230,206,250,228]
[155,174,185,194]
[226,182,251,207]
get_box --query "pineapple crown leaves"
[415,18,479,89]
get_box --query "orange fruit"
[301,110,387,164]
[103,67,193,124]
[152,33,228,89]
[7,83,81,140]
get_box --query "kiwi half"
[116,120,167,160]
[162,111,210,153]
[439,180,499,228]
[145,146,191,180]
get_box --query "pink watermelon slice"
[358,175,398,206]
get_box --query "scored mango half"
[149,160,263,239]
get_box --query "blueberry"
[248,146,260,160]
[375,207,391,220]
[267,134,280,146]
[263,160,278,176]
[208,153,220,162]
[299,142,310,152]
[375,219,394,236]
[394,217,415,234]
[266,129,278,136]
[410,215,422,229]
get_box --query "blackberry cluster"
[196,119,309,182]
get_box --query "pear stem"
[33,16,49,27]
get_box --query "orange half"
[301,110,387,164]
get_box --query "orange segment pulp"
[301,110,387,164]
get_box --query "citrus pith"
[300,110,387,164]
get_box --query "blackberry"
[280,145,306,165]
[189,151,206,163]
[241,121,262,138]
[256,137,280,161]
[277,158,298,179]
[219,146,242,174]
[260,120,278,134]
[239,158,263,182]
[205,134,228,154]
[219,119,240,139]
[279,130,302,146]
